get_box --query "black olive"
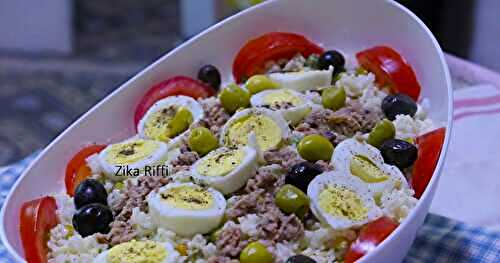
[197,64,221,90]
[381,94,417,121]
[74,179,108,209]
[317,50,345,76]
[286,162,323,192]
[380,139,418,169]
[72,203,113,237]
[286,255,317,263]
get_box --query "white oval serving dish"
[0,0,452,262]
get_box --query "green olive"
[367,119,395,148]
[240,242,273,263]
[297,134,334,162]
[350,155,389,183]
[374,192,383,207]
[405,137,415,144]
[165,107,193,138]
[322,86,346,111]
[209,228,222,243]
[245,75,279,95]
[332,236,349,251]
[332,71,346,84]
[356,67,369,75]
[219,83,251,113]
[114,181,125,190]
[275,184,309,218]
[188,127,218,156]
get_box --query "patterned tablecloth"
[2,55,500,262]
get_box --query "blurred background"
[0,0,497,166]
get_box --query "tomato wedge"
[134,76,215,127]
[65,144,106,196]
[412,127,446,199]
[345,217,399,263]
[19,196,58,263]
[233,32,324,83]
[356,46,421,101]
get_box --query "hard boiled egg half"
[191,146,257,194]
[220,108,290,152]
[98,138,168,181]
[268,66,333,92]
[331,138,409,199]
[148,182,226,236]
[93,240,179,263]
[307,172,382,229]
[138,95,204,146]
[250,89,313,125]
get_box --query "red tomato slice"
[19,196,58,263]
[356,46,421,101]
[412,127,446,199]
[345,217,399,263]
[65,144,106,196]
[133,76,215,127]
[233,32,324,83]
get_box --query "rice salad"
[18,32,447,263]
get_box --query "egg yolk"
[318,185,368,221]
[144,106,193,141]
[161,186,214,210]
[350,155,389,183]
[263,89,303,107]
[105,140,160,165]
[107,240,167,263]
[196,148,245,177]
[225,114,282,151]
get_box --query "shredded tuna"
[215,222,249,258]
[245,165,285,194]
[223,190,304,249]
[208,256,239,263]
[170,143,199,174]
[264,146,305,169]
[315,160,334,172]
[198,97,230,137]
[295,101,381,145]
[108,190,126,214]
[258,207,304,242]
[104,221,136,246]
[225,189,265,220]
[103,176,171,245]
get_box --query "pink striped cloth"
[430,55,500,230]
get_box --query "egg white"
[148,182,226,236]
[250,89,313,125]
[307,172,382,230]
[331,138,409,196]
[268,66,334,92]
[138,95,204,147]
[93,241,180,263]
[219,107,291,151]
[98,138,169,181]
[191,146,257,194]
